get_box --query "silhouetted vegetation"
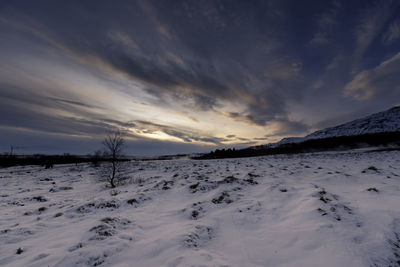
[195,131,400,159]
[0,154,86,168]
[101,131,126,188]
[0,153,129,168]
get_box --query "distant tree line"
[0,152,129,168]
[195,131,400,159]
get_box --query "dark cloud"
[273,119,311,136]
[133,120,229,145]
[0,0,307,126]
[1,0,400,154]
[343,52,400,101]
[309,1,341,45]
[0,84,223,146]
[253,137,269,141]
[0,126,213,156]
[47,97,104,110]
[0,84,123,137]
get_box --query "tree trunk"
[110,160,116,188]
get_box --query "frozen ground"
[1,151,400,267]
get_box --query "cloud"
[137,0,173,39]
[253,136,269,141]
[0,82,135,138]
[0,1,309,130]
[0,125,215,156]
[225,110,309,137]
[47,97,104,110]
[107,31,140,51]
[353,1,394,58]
[272,119,310,136]
[8,0,400,155]
[0,84,226,146]
[132,120,229,145]
[382,19,400,44]
[343,52,400,100]
[310,0,341,46]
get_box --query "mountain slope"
[197,106,400,159]
[271,106,400,147]
[306,106,400,140]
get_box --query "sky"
[0,0,400,156]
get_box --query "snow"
[257,106,400,149]
[305,106,400,139]
[1,150,400,266]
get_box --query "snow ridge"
[306,106,400,140]
[262,106,400,148]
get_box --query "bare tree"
[102,131,125,188]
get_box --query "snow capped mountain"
[255,106,400,149]
[200,107,400,158]
[305,106,400,140]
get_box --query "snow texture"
[306,106,400,139]
[1,150,400,266]
[270,106,400,147]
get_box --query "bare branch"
[101,130,126,188]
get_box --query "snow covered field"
[1,151,400,267]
